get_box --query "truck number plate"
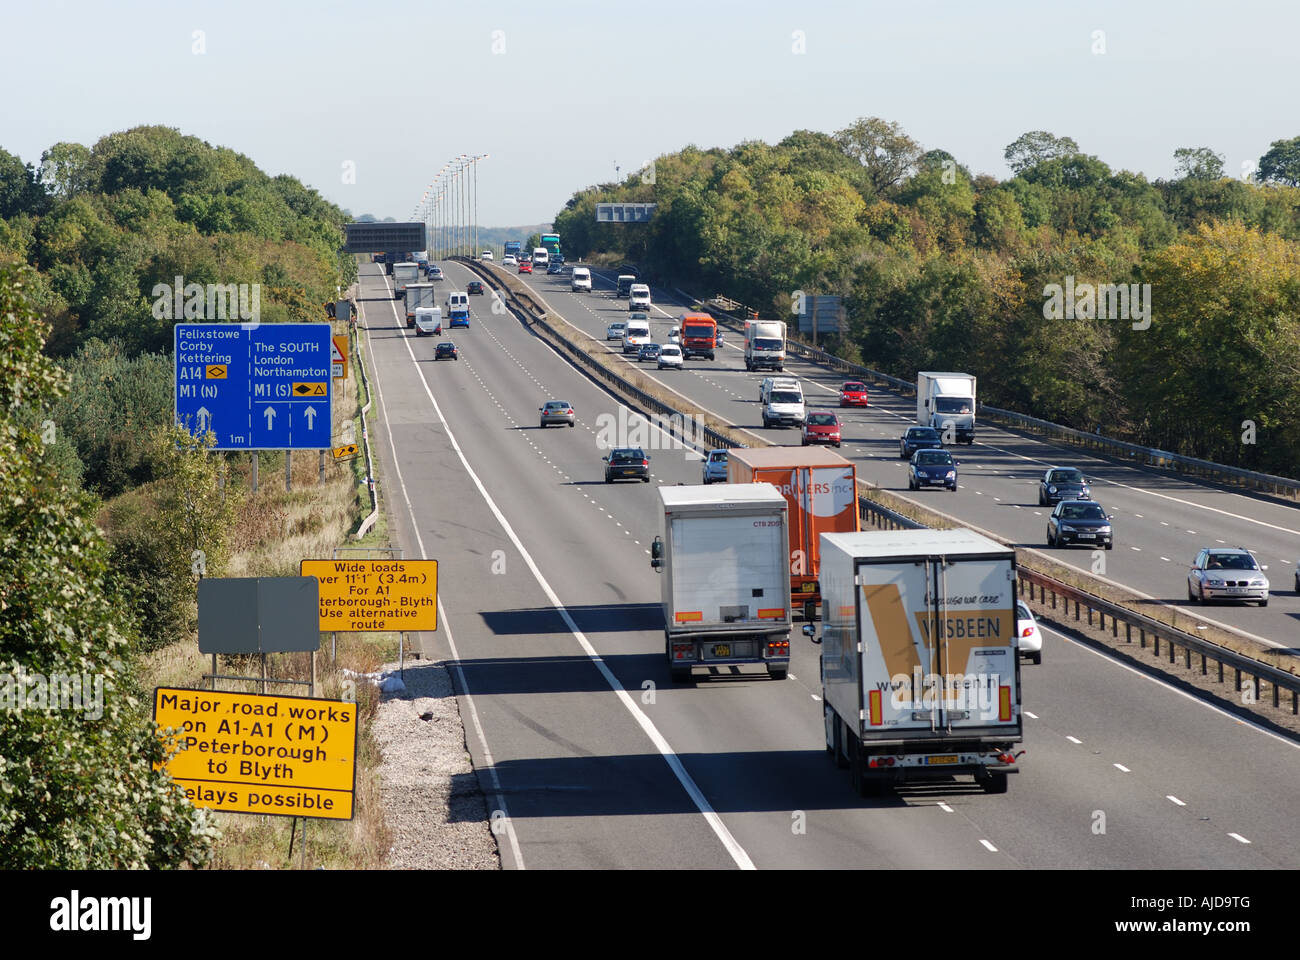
[925,755,959,765]
[800,582,816,593]
[712,644,731,657]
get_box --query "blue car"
[908,449,958,491]
[899,426,944,458]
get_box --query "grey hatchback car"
[539,401,575,428]
[702,448,729,484]
[638,342,662,363]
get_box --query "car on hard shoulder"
[908,448,958,491]
[1039,467,1091,506]
[1047,499,1113,549]
[467,280,485,295]
[606,321,627,342]
[840,381,869,407]
[1017,601,1043,665]
[518,260,533,274]
[434,341,458,361]
[1188,547,1268,606]
[802,411,842,447]
[899,426,943,458]
[657,343,683,369]
[702,448,729,484]
[539,400,575,428]
[502,255,518,267]
[638,342,662,363]
[603,447,650,483]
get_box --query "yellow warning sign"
[293,382,328,397]
[332,336,349,380]
[301,559,437,632]
[206,365,228,379]
[332,443,358,460]
[154,687,356,820]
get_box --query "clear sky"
[2,0,1293,226]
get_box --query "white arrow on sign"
[196,406,211,433]
[264,407,277,429]
[304,406,317,429]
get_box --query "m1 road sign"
[174,323,333,450]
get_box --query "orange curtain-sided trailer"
[726,447,860,619]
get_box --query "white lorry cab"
[622,317,651,354]
[532,247,549,268]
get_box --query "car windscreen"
[1062,503,1105,520]
[611,450,643,462]
[753,338,782,350]
[808,414,837,425]
[1210,553,1256,570]
[910,428,939,440]
[544,403,569,411]
[660,346,680,355]
[709,452,727,462]
[934,398,972,414]
[1049,469,1084,483]
[770,392,802,404]
[843,383,865,391]
[916,452,951,465]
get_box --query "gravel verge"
[372,658,501,870]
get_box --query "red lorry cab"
[679,313,718,361]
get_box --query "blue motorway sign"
[174,323,333,450]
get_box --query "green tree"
[0,148,47,218]
[0,258,218,867]
[834,117,924,195]
[1004,131,1080,175]
[1173,147,1225,181]
[1257,136,1300,187]
[39,142,93,198]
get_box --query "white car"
[1016,601,1042,665]
[481,250,493,261]
[606,321,627,341]
[1187,547,1269,606]
[571,267,592,292]
[658,343,683,369]
[668,326,680,344]
[502,255,517,267]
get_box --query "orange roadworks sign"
[332,443,358,460]
[154,687,356,820]
[293,381,327,397]
[332,336,348,379]
[301,558,437,632]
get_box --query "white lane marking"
[1159,556,1171,562]
[979,839,998,852]
[1167,795,1186,806]
[938,802,954,813]
[1024,710,1039,719]
[1228,833,1251,844]
[1114,763,1131,773]
[1066,736,1082,744]
[364,271,524,870]
[1037,622,1300,752]
[379,283,756,870]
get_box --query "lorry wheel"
[1031,652,1042,665]
[767,665,788,680]
[980,772,1008,794]
[670,666,691,683]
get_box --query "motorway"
[513,263,1300,655]
[357,258,1300,870]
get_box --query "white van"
[759,376,802,405]
[532,247,549,268]
[622,317,651,354]
[414,306,442,336]
[571,267,592,292]
[628,283,651,311]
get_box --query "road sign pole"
[251,453,258,494]
[319,450,325,485]
[285,451,292,492]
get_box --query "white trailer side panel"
[669,514,787,627]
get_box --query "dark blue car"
[899,426,944,458]
[908,449,958,491]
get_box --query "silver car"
[539,401,575,428]
[702,449,729,484]
[1187,547,1268,606]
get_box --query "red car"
[518,260,533,274]
[802,411,842,447]
[840,381,869,407]
[467,280,485,295]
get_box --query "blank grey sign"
[198,577,320,654]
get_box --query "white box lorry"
[404,282,436,327]
[917,371,976,444]
[744,319,787,372]
[808,528,1023,795]
[393,261,420,301]
[651,484,793,682]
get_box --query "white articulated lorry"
[916,371,976,444]
[404,282,436,327]
[392,261,420,301]
[744,319,786,372]
[806,528,1023,795]
[651,484,793,682]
